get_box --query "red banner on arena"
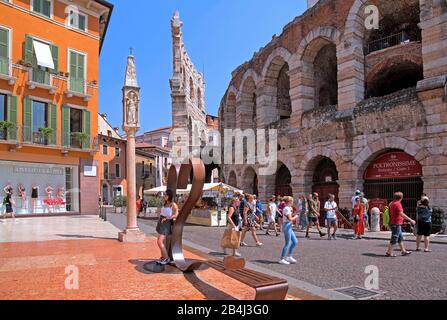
[364,152,422,180]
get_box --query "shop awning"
[33,40,54,69]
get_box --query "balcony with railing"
[21,126,59,147]
[61,132,98,153]
[0,124,19,144]
[366,31,421,54]
[27,67,57,93]
[66,77,94,101]
[0,57,17,85]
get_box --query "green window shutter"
[78,54,85,80]
[0,28,8,75]
[83,109,90,149]
[33,0,42,14]
[50,45,58,74]
[6,95,17,141]
[78,15,86,31]
[22,97,33,143]
[62,105,70,147]
[42,0,51,17]
[24,35,34,66]
[69,51,77,91]
[47,103,57,145]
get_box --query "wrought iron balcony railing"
[366,31,419,54]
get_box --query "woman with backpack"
[415,197,433,252]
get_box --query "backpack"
[382,206,390,230]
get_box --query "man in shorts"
[324,194,338,240]
[306,193,326,238]
[386,192,415,257]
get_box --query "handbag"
[221,229,242,249]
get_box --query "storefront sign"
[364,152,422,180]
[13,166,64,175]
[84,166,97,177]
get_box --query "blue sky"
[99,0,307,133]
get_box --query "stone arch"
[260,47,293,123]
[366,54,423,98]
[298,146,343,188]
[240,166,258,194]
[275,161,293,196]
[237,76,257,129]
[297,26,341,62]
[239,68,261,91]
[225,89,237,129]
[295,26,341,116]
[227,170,237,188]
[353,137,426,181]
[261,47,293,79]
[189,77,195,102]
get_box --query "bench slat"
[206,260,287,289]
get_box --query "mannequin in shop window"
[55,187,66,212]
[18,184,27,210]
[45,185,54,213]
[31,185,39,213]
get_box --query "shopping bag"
[220,229,242,249]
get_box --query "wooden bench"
[206,260,288,300]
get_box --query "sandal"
[385,253,397,257]
[415,249,421,252]
[424,249,432,253]
[402,251,412,256]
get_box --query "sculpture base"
[118,229,146,243]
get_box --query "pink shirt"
[390,201,404,225]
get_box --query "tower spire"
[124,51,139,88]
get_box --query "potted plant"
[112,195,127,214]
[38,127,54,145]
[73,132,88,148]
[0,120,16,139]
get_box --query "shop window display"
[0,160,79,215]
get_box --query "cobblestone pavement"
[123,216,447,300]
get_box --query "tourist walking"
[156,189,179,265]
[415,196,433,252]
[222,197,242,257]
[240,194,263,247]
[306,193,326,238]
[136,196,142,217]
[360,193,370,231]
[352,197,365,239]
[277,196,285,231]
[324,194,338,240]
[2,191,15,220]
[265,196,279,236]
[298,194,308,230]
[385,192,416,257]
[279,196,298,265]
[254,195,264,230]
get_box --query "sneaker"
[234,251,242,257]
[240,242,248,247]
[256,242,263,247]
[320,233,326,238]
[286,256,297,264]
[279,259,290,265]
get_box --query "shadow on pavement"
[253,259,279,265]
[184,272,237,300]
[55,234,116,240]
[362,253,390,258]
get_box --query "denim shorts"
[326,218,337,226]
[390,224,404,245]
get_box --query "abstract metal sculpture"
[166,157,205,272]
